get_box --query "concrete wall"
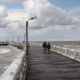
[0,51,27,80]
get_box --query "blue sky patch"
[0,2,24,9]
[49,0,80,8]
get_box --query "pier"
[0,42,80,80]
[26,44,80,80]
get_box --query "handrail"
[52,46,80,62]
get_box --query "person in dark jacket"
[42,42,47,54]
[47,42,51,54]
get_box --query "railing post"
[75,49,78,59]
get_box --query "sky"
[0,0,80,41]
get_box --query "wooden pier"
[26,45,80,80]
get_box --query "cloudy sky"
[0,0,80,41]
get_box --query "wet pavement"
[26,45,80,80]
[0,46,22,76]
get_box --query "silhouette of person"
[42,42,47,54]
[47,42,51,54]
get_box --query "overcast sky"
[0,0,80,41]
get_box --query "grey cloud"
[0,6,8,18]
[4,0,80,31]
[0,20,8,28]
[23,0,80,30]
[0,6,8,28]
[1,0,80,41]
[29,26,44,30]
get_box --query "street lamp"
[26,16,37,54]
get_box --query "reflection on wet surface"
[26,45,80,80]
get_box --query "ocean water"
[55,45,80,51]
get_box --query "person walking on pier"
[47,42,51,54]
[42,42,47,54]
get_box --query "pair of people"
[42,42,51,54]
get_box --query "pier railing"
[52,46,80,62]
[31,42,80,62]
[0,51,27,80]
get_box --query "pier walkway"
[26,45,80,80]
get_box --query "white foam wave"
[0,49,10,54]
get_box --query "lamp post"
[18,35,20,43]
[26,16,37,54]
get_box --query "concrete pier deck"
[26,45,80,80]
